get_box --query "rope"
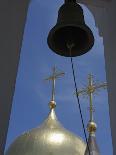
[67,43,91,155]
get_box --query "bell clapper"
[66,42,75,57]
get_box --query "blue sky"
[6,0,113,154]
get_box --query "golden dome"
[6,68,86,155]
[6,108,86,155]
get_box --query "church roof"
[84,133,100,155]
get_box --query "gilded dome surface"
[6,109,86,155]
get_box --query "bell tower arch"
[0,0,116,154]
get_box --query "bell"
[47,0,94,57]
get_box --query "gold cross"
[45,66,65,101]
[76,74,107,121]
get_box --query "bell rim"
[47,23,94,57]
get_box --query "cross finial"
[76,74,107,122]
[88,74,95,121]
[45,66,65,109]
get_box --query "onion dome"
[6,67,86,155]
[6,100,86,155]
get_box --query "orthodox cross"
[76,74,107,121]
[45,66,65,102]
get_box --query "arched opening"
[5,1,113,155]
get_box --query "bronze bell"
[47,0,94,57]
